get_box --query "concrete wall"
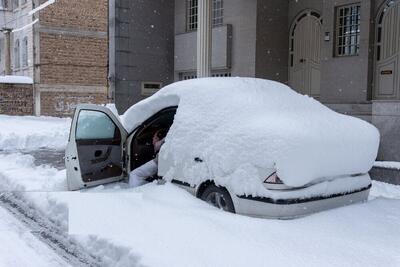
[255,0,289,83]
[114,0,175,113]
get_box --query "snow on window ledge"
[0,75,33,84]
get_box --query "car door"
[66,104,128,190]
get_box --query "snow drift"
[0,115,70,151]
[122,78,379,189]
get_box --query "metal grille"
[187,0,224,31]
[335,4,361,56]
[180,71,231,80]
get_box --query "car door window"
[76,110,116,140]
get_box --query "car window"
[76,110,116,140]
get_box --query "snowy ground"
[0,205,70,267]
[0,115,400,267]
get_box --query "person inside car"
[128,129,167,187]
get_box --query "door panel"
[289,12,321,96]
[66,105,127,190]
[375,2,400,98]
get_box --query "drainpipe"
[3,28,12,75]
[196,0,212,78]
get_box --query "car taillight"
[264,172,283,184]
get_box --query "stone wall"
[0,84,33,115]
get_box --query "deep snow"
[0,146,399,267]
[0,109,397,267]
[0,205,70,267]
[0,115,70,151]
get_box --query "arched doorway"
[375,0,400,99]
[289,11,322,97]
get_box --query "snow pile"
[68,183,400,267]
[0,115,70,151]
[374,161,400,170]
[0,75,33,84]
[370,181,400,200]
[0,153,67,191]
[122,78,379,190]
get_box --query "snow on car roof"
[122,77,379,190]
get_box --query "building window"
[187,0,198,31]
[141,82,162,96]
[335,3,361,56]
[22,37,28,67]
[14,39,20,69]
[1,0,9,9]
[186,0,224,31]
[213,0,223,26]
[12,0,18,9]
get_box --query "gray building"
[109,0,400,162]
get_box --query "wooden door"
[289,12,322,97]
[375,1,400,98]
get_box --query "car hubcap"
[205,192,228,211]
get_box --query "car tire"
[200,184,235,213]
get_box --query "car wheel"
[200,185,235,213]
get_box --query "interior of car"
[130,107,177,180]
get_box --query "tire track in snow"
[0,192,102,267]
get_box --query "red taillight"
[264,172,283,184]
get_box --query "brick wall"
[39,0,108,32]
[0,84,33,115]
[36,0,109,117]
[40,91,107,117]
[40,33,108,85]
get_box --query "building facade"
[110,0,400,162]
[0,0,109,116]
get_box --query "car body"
[66,78,379,219]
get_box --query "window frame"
[22,36,28,67]
[13,39,20,69]
[334,3,361,57]
[186,0,224,32]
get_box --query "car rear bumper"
[232,176,371,219]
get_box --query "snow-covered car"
[65,78,379,219]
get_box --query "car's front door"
[66,104,127,190]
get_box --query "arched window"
[14,39,20,69]
[22,37,28,67]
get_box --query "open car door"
[66,104,127,190]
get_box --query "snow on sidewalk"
[0,115,70,151]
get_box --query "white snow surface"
[68,182,400,267]
[0,206,70,267]
[374,161,400,170]
[0,113,397,267]
[0,115,70,151]
[122,78,380,189]
[0,75,33,84]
